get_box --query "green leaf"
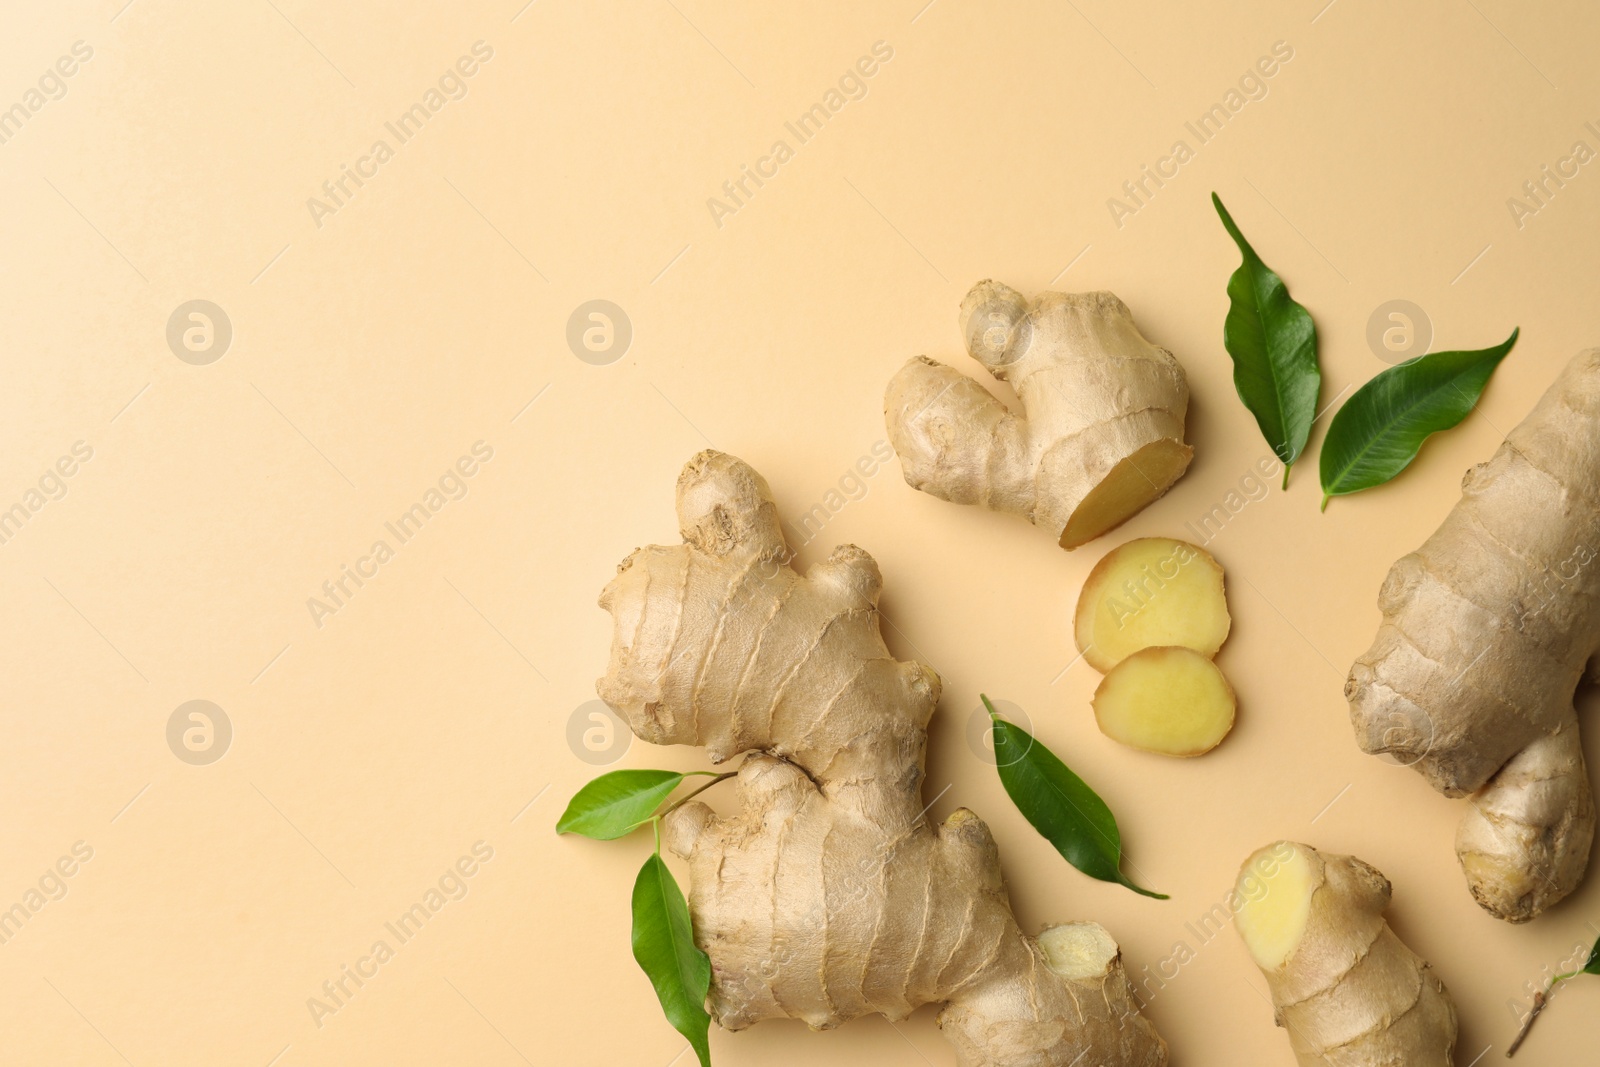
[1582,934,1600,976]
[1318,328,1518,507]
[632,853,712,1067]
[984,696,1166,899]
[1212,192,1322,486]
[556,769,686,840]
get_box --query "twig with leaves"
[557,768,736,1066]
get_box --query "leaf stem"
[652,816,662,857]
[1282,463,1291,491]
[661,771,737,820]
[1507,988,1549,1057]
[1507,972,1582,1057]
[981,693,999,719]
[1121,875,1171,900]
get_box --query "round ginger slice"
[1075,536,1229,672]
[1092,645,1236,756]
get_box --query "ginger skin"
[1233,842,1457,1067]
[598,450,1167,1066]
[884,281,1192,549]
[1346,349,1600,922]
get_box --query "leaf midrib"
[1324,358,1485,494]
[1243,257,1296,452]
[560,772,682,835]
[639,855,706,1010]
[1000,722,1120,865]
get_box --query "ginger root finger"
[598,450,1167,1066]
[1455,722,1595,922]
[884,281,1193,549]
[1075,537,1230,672]
[1092,646,1236,757]
[1346,349,1600,921]
[1234,842,1457,1067]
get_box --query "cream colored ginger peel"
[1234,841,1457,1066]
[1347,349,1600,922]
[885,281,1192,549]
[598,451,1167,1067]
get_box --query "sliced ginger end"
[1091,645,1235,756]
[1074,536,1228,672]
[1233,843,1316,973]
[1038,922,1118,980]
[1060,440,1193,550]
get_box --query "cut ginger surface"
[1092,646,1235,756]
[1075,537,1229,672]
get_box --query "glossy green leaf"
[985,696,1166,899]
[1319,328,1518,508]
[556,769,685,840]
[632,853,712,1067]
[1213,192,1322,486]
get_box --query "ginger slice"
[1092,646,1235,756]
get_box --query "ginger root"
[884,281,1193,549]
[1233,841,1457,1067]
[598,450,1167,1066]
[1346,349,1600,922]
[1093,646,1236,757]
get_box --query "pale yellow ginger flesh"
[1037,921,1120,980]
[1093,646,1236,756]
[1234,843,1316,971]
[1347,349,1600,922]
[1062,441,1195,549]
[1233,842,1458,1067]
[1075,537,1230,672]
[885,280,1193,550]
[598,451,1168,1067]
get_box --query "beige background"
[2,0,1598,1064]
